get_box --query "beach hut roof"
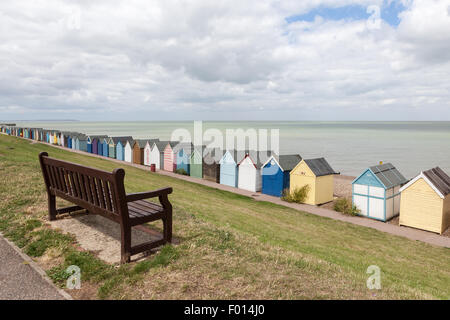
[423,167,450,196]
[238,151,272,169]
[134,139,158,149]
[367,163,408,189]
[173,142,194,155]
[304,158,338,177]
[203,148,225,163]
[400,167,450,198]
[264,154,302,171]
[88,135,108,141]
[223,150,252,163]
[152,140,170,150]
[77,134,88,140]
[164,141,179,150]
[109,136,133,145]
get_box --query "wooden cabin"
[132,139,158,165]
[163,142,179,172]
[149,141,171,170]
[203,148,224,183]
[174,143,193,174]
[262,154,302,197]
[219,150,241,188]
[352,163,408,221]
[124,140,134,163]
[290,158,338,205]
[399,167,450,234]
[237,151,271,192]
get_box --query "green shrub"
[334,198,360,216]
[175,168,188,175]
[281,185,310,204]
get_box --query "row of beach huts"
[1,125,449,234]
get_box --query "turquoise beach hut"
[352,163,408,221]
[174,143,193,174]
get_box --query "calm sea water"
[11,121,450,178]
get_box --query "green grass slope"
[0,134,448,299]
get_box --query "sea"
[10,121,450,178]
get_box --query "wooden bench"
[38,152,173,263]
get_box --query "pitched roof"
[87,135,108,142]
[304,158,338,177]
[152,140,171,151]
[273,154,302,171]
[369,163,408,189]
[423,167,450,197]
[134,139,159,149]
[173,142,194,155]
[239,151,272,169]
[164,141,179,150]
[204,148,225,163]
[110,136,133,145]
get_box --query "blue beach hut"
[87,136,94,153]
[116,141,125,161]
[352,163,408,221]
[97,138,104,156]
[219,150,242,188]
[262,154,302,197]
[78,134,88,152]
[102,138,109,157]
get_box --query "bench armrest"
[126,187,173,203]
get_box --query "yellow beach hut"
[290,158,338,205]
[399,167,450,234]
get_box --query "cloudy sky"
[1,0,450,121]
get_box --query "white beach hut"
[143,141,152,166]
[149,141,170,170]
[237,151,271,192]
[124,140,134,163]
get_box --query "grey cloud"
[0,0,450,120]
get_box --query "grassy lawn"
[0,134,449,299]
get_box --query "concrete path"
[23,137,450,248]
[0,233,71,300]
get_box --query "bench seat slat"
[128,201,162,215]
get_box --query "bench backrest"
[39,152,128,222]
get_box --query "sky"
[1,0,450,121]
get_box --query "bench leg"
[163,211,173,243]
[48,194,57,221]
[120,226,132,264]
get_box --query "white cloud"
[0,0,449,120]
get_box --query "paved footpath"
[0,234,71,300]
[21,137,450,248]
